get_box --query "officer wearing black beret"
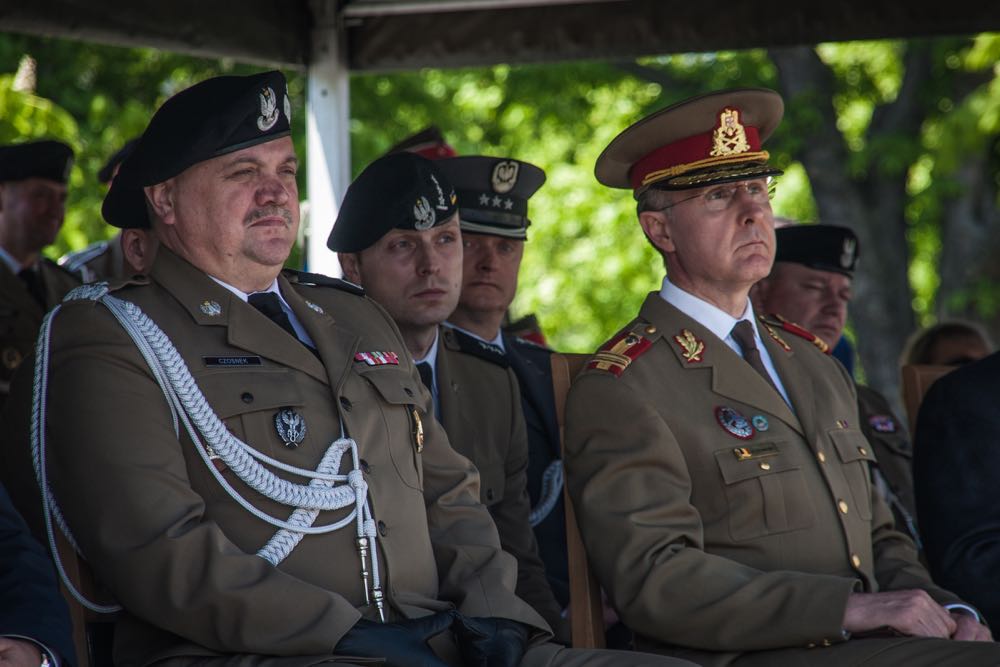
[0,139,79,407]
[436,155,575,636]
[331,153,684,666]
[752,222,920,546]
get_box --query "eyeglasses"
[654,179,776,213]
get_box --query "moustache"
[245,206,293,226]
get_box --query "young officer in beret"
[0,140,80,408]
[435,156,572,624]
[563,87,998,665]
[751,223,920,546]
[330,151,686,667]
[1,71,685,667]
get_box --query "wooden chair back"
[550,352,605,649]
[900,364,956,436]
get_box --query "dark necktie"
[248,292,300,342]
[416,361,434,394]
[17,267,46,308]
[731,320,780,394]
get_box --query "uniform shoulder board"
[758,313,830,354]
[59,240,110,272]
[285,269,365,296]
[587,322,655,377]
[448,328,509,367]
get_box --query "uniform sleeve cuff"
[944,603,982,624]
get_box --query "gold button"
[645,325,657,334]
[851,554,861,568]
[858,446,868,456]
[817,451,826,463]
[759,462,771,471]
[838,500,849,514]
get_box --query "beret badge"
[257,86,280,132]
[414,196,436,230]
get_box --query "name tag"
[733,443,779,461]
[203,356,263,367]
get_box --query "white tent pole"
[305,2,350,277]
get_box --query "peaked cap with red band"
[595,88,784,195]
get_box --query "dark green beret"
[775,224,859,276]
[327,152,458,253]
[436,156,545,240]
[0,140,73,184]
[103,70,292,229]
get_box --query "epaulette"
[448,328,509,367]
[587,322,655,377]
[285,269,365,296]
[58,240,110,272]
[759,313,830,354]
[42,257,86,281]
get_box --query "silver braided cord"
[31,285,382,612]
[529,459,563,526]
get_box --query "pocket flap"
[195,368,304,419]
[829,428,877,463]
[357,364,422,405]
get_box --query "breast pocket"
[356,366,425,491]
[830,428,877,520]
[714,443,816,542]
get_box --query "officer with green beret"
[0,139,79,407]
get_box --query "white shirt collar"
[659,276,755,343]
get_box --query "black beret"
[103,70,292,229]
[436,156,545,240]
[775,224,859,276]
[386,126,456,160]
[327,152,458,253]
[97,138,138,184]
[0,140,73,184]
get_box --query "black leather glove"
[334,612,455,667]
[452,615,529,667]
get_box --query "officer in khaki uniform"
[1,72,691,667]
[331,153,563,640]
[564,88,999,666]
[0,140,79,405]
[752,223,919,544]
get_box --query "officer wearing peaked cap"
[0,139,79,409]
[2,72,692,667]
[385,125,457,160]
[437,156,574,633]
[331,153,688,666]
[564,88,1000,665]
[752,223,921,550]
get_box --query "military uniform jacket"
[856,384,918,542]
[2,248,546,666]
[59,235,124,283]
[503,335,569,608]
[436,328,563,633]
[564,293,959,656]
[0,258,79,398]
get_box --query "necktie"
[416,361,434,394]
[17,267,46,307]
[248,292,300,342]
[731,320,780,394]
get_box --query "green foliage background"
[1,32,998,355]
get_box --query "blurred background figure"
[901,319,993,367]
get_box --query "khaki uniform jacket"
[1,248,547,666]
[436,328,564,635]
[0,258,79,399]
[564,293,959,657]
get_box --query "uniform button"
[378,520,387,536]
[851,554,862,568]
[821,639,832,647]
[817,451,826,463]
[403,387,414,397]
[360,459,371,474]
[645,325,657,335]
[241,392,254,403]
[858,446,868,456]
[486,488,495,502]
[759,462,771,471]
[340,396,352,411]
[838,500,849,514]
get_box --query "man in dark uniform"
[752,223,920,544]
[564,87,997,665]
[0,140,79,406]
[386,125,457,160]
[435,156,569,617]
[330,152,566,639]
[1,481,75,666]
[1,72,688,667]
[914,351,1000,632]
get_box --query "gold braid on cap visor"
[640,150,771,188]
